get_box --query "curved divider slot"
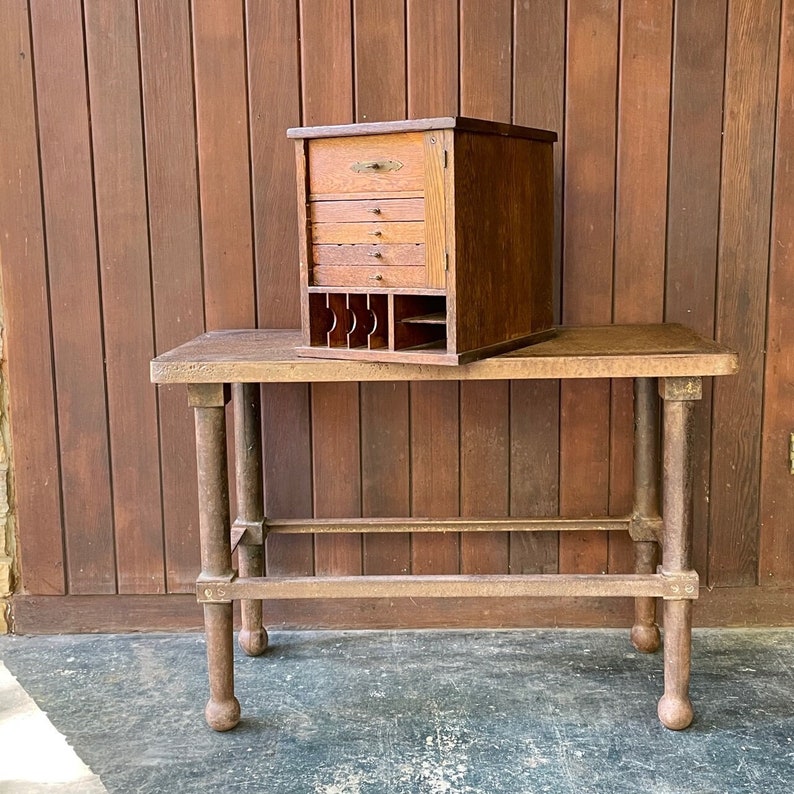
[327,293,353,348]
[367,294,388,349]
[346,294,372,348]
[308,293,335,346]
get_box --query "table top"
[150,325,738,385]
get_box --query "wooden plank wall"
[2,0,793,631]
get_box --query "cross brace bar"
[197,571,698,604]
[262,516,637,534]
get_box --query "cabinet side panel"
[453,132,553,353]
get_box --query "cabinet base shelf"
[297,344,461,366]
[297,327,558,366]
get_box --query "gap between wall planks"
[2,0,793,622]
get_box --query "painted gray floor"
[0,629,792,793]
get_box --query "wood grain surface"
[140,0,206,593]
[0,0,64,594]
[151,326,738,384]
[664,0,727,579]
[406,0,461,576]
[193,0,255,330]
[510,0,565,577]
[354,0,412,577]
[710,0,780,587]
[609,0,672,574]
[459,0,512,577]
[30,1,116,595]
[559,0,618,575]
[759,0,794,586]
[300,0,362,579]
[86,1,164,594]
[247,1,312,581]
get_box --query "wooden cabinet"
[288,117,558,364]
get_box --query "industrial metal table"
[150,324,738,732]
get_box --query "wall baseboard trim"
[9,587,794,634]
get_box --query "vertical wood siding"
[1,0,792,623]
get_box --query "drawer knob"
[368,207,381,215]
[368,251,383,258]
[369,230,382,237]
[369,274,383,281]
[351,159,403,173]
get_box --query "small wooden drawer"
[312,265,426,288]
[307,132,425,197]
[311,198,425,223]
[312,243,425,267]
[312,221,425,245]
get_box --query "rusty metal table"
[150,324,738,732]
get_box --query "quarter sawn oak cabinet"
[288,117,558,364]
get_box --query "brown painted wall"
[1,0,793,631]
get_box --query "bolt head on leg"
[631,623,661,654]
[657,694,693,730]
[205,695,241,732]
[238,626,269,657]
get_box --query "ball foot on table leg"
[657,694,693,731]
[238,626,269,657]
[630,623,661,654]
[205,696,241,732]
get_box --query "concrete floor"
[0,628,792,793]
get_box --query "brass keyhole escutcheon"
[351,159,403,173]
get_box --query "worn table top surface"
[150,325,738,384]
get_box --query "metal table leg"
[233,383,268,657]
[190,383,240,732]
[631,377,661,653]
[657,376,700,730]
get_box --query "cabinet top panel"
[287,116,558,143]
